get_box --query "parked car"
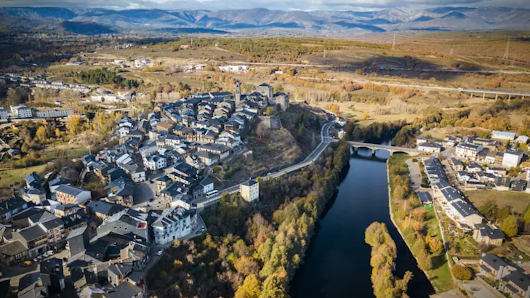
[156,250,163,256]
[22,261,33,267]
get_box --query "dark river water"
[289,147,435,298]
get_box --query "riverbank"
[387,154,455,293]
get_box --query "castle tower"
[235,81,241,107]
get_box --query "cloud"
[0,0,529,10]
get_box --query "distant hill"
[0,6,529,35]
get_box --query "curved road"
[196,119,336,207]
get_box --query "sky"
[0,0,529,11]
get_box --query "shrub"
[452,265,472,280]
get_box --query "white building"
[418,142,442,154]
[35,108,74,118]
[491,130,516,141]
[10,105,33,118]
[240,180,259,202]
[455,142,483,160]
[145,155,167,171]
[502,149,524,168]
[152,207,194,245]
[0,107,8,120]
[135,58,152,69]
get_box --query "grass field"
[512,236,530,257]
[0,163,49,190]
[466,190,530,215]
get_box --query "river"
[289,147,435,298]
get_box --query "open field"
[466,190,530,215]
[0,164,49,190]
[512,236,530,257]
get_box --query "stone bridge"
[347,141,423,156]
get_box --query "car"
[22,261,33,267]
[201,226,205,231]
[156,250,163,256]
[149,198,154,202]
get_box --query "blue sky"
[0,0,529,10]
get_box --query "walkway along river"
[289,146,435,298]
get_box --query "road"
[296,77,530,97]
[195,120,336,208]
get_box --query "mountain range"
[1,6,529,35]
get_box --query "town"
[0,80,302,297]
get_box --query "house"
[20,187,46,205]
[467,161,482,173]
[511,180,527,192]
[39,218,65,244]
[503,149,524,168]
[491,130,516,141]
[10,105,33,118]
[0,240,28,266]
[0,107,8,120]
[197,143,230,160]
[455,142,483,160]
[108,263,134,286]
[418,192,431,205]
[448,201,484,229]
[39,258,65,295]
[106,281,144,298]
[501,270,530,298]
[152,207,195,245]
[12,224,48,258]
[105,177,135,207]
[54,204,80,217]
[473,223,504,246]
[86,201,125,220]
[48,177,70,194]
[66,226,89,257]
[55,185,91,205]
[145,155,167,171]
[240,180,259,202]
[0,196,32,223]
[457,171,472,183]
[97,209,149,243]
[195,151,219,166]
[450,157,464,171]
[25,172,41,189]
[417,142,442,154]
[479,254,530,298]
[485,167,507,177]
[120,241,150,270]
[515,135,529,144]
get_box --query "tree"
[235,256,260,277]
[66,116,83,135]
[452,265,472,280]
[259,274,286,298]
[235,274,260,298]
[500,215,518,237]
[479,199,498,221]
[426,236,443,255]
[35,126,48,143]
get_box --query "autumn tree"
[35,126,48,143]
[235,274,260,298]
[452,265,472,280]
[500,215,518,237]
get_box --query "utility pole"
[503,37,510,60]
[191,38,193,46]
[323,48,326,58]
[392,33,396,51]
